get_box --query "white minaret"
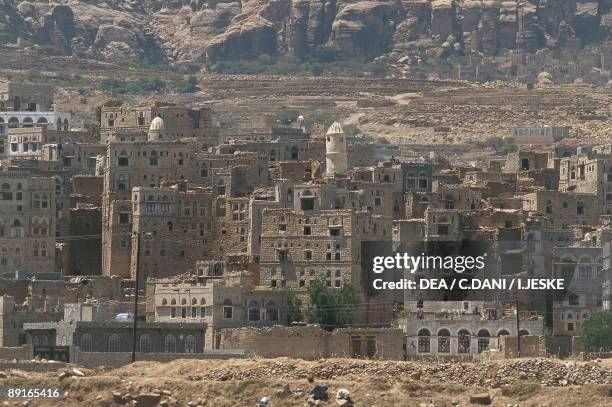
[148,116,164,141]
[325,121,347,176]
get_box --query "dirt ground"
[1,357,611,406]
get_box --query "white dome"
[326,121,344,135]
[149,116,165,132]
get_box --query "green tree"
[307,278,358,330]
[310,63,324,76]
[286,291,304,324]
[579,310,612,352]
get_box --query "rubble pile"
[185,358,612,388]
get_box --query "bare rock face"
[329,1,397,59]
[206,14,278,60]
[0,0,612,64]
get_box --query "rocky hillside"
[1,0,612,65]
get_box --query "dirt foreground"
[1,357,611,406]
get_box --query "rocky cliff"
[1,0,612,64]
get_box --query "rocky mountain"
[1,0,612,65]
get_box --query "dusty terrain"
[1,357,611,406]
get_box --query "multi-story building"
[558,152,612,216]
[101,123,200,278]
[552,242,603,335]
[130,183,215,281]
[522,190,599,228]
[99,101,218,149]
[147,277,287,349]
[0,171,56,275]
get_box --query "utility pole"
[131,231,142,363]
[515,300,521,358]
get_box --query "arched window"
[164,334,176,353]
[438,328,450,353]
[22,117,33,128]
[117,175,126,192]
[161,298,168,306]
[1,183,10,190]
[519,329,530,336]
[266,300,279,322]
[181,298,187,305]
[546,200,553,214]
[248,300,260,322]
[477,329,490,353]
[8,117,19,128]
[200,298,206,305]
[80,334,92,352]
[139,334,152,353]
[108,333,121,352]
[417,328,430,353]
[184,335,196,353]
[171,298,177,305]
[458,329,471,354]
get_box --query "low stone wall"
[74,350,246,368]
[221,326,405,360]
[583,352,612,360]
[0,362,67,372]
[0,346,28,361]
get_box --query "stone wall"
[500,335,544,358]
[0,346,28,361]
[221,326,404,360]
[73,350,246,368]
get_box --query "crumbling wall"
[221,326,404,360]
[500,335,544,358]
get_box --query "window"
[118,157,129,166]
[223,299,233,319]
[278,224,287,232]
[185,335,196,353]
[304,250,312,260]
[200,167,209,177]
[117,175,126,192]
[266,301,279,321]
[79,334,92,352]
[329,228,341,237]
[139,334,152,353]
[170,307,176,318]
[437,225,449,235]
[417,329,430,353]
[277,250,289,261]
[567,322,574,332]
[164,334,176,353]
[438,329,450,353]
[248,301,260,322]
[119,213,129,224]
[477,330,490,353]
[458,329,471,354]
[303,226,311,235]
[108,333,121,352]
[576,200,585,215]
